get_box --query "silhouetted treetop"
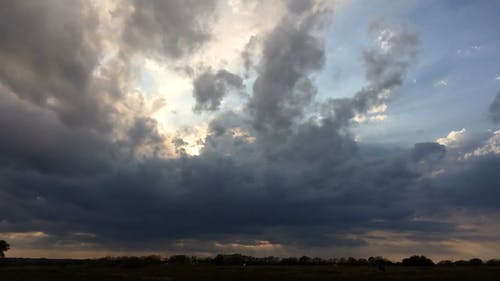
[0,240,10,258]
[402,255,434,266]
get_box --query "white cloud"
[433,79,448,88]
[367,103,387,114]
[456,45,481,56]
[370,114,387,121]
[354,104,388,123]
[464,130,500,159]
[353,113,387,123]
[376,29,395,52]
[353,114,366,123]
[436,128,467,148]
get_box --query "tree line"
[1,240,500,267]
[164,254,500,267]
[5,254,498,268]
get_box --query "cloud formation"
[193,69,243,112]
[324,20,419,129]
[489,92,500,124]
[0,0,499,260]
[248,5,328,138]
[0,0,111,130]
[123,0,218,58]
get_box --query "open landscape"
[2,255,500,281]
[2,263,500,281]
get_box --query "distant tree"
[468,258,483,266]
[95,256,163,267]
[281,257,299,265]
[357,258,369,266]
[346,257,357,265]
[454,260,468,266]
[195,256,213,264]
[213,254,249,265]
[168,255,191,264]
[368,256,391,271]
[437,260,453,266]
[142,255,163,265]
[309,257,322,265]
[0,240,9,258]
[486,259,500,266]
[368,256,391,266]
[337,257,348,265]
[262,256,280,265]
[299,256,312,265]
[401,255,434,266]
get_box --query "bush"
[401,255,434,266]
[437,260,453,266]
[168,255,191,264]
[468,258,483,266]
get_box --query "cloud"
[193,69,243,112]
[427,154,500,210]
[285,0,314,14]
[456,45,481,56]
[322,19,419,129]
[433,79,448,88]
[123,0,218,58]
[463,130,500,159]
[417,129,500,214]
[436,128,468,148]
[489,92,500,124]
[241,36,260,78]
[0,145,426,253]
[0,89,113,176]
[0,10,431,255]
[411,142,446,162]
[0,0,115,131]
[248,6,329,138]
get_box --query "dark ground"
[1,265,500,281]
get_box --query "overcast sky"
[1,0,500,260]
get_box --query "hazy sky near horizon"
[1,0,500,260]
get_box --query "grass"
[1,264,500,281]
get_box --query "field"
[1,264,500,281]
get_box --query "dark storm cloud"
[248,11,327,138]
[121,116,166,159]
[0,148,423,250]
[0,9,435,252]
[193,69,244,112]
[0,91,113,176]
[489,92,500,124]
[0,0,118,131]
[123,0,218,58]
[0,85,426,249]
[426,154,500,210]
[411,142,446,162]
[0,1,158,172]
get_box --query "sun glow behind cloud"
[106,0,292,157]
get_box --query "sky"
[0,0,500,261]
